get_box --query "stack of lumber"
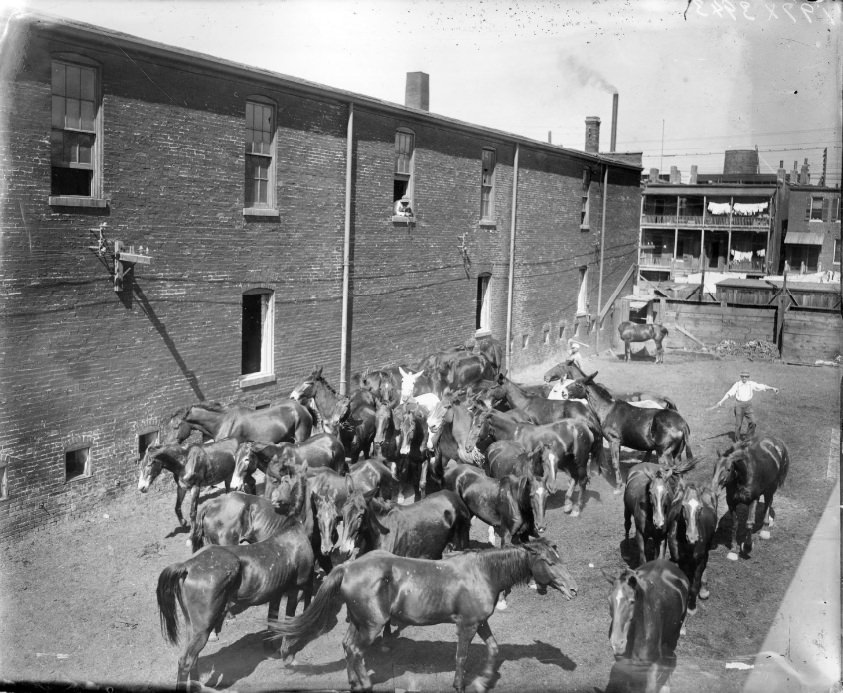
[714,339,780,360]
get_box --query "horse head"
[676,483,704,544]
[542,362,565,383]
[530,444,557,492]
[525,539,577,599]
[604,567,638,657]
[267,458,308,519]
[137,444,165,491]
[289,366,322,402]
[399,366,426,402]
[230,441,256,491]
[159,408,192,444]
[711,450,737,491]
[524,472,549,535]
[465,405,492,453]
[312,488,340,557]
[373,397,394,449]
[325,396,353,436]
[648,470,672,530]
[425,397,453,450]
[334,487,379,562]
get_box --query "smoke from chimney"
[561,55,617,93]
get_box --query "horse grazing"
[156,460,314,690]
[712,436,789,561]
[618,321,669,364]
[624,463,680,566]
[332,488,471,563]
[230,434,346,492]
[444,462,548,547]
[573,368,692,493]
[604,559,689,693]
[269,538,577,693]
[667,482,717,613]
[138,438,238,541]
[161,400,312,445]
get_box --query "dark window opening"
[65,446,90,481]
[51,167,92,196]
[476,274,491,331]
[242,293,263,375]
[394,178,409,203]
[0,465,7,500]
[138,431,158,460]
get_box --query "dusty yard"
[1,347,839,693]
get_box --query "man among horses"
[713,369,779,441]
[548,339,584,400]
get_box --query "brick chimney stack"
[799,158,810,185]
[585,116,600,154]
[405,72,429,111]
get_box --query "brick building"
[0,13,641,537]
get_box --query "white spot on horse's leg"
[699,586,710,600]
[488,525,496,546]
[759,529,771,540]
[727,551,739,561]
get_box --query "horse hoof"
[570,507,581,518]
[699,587,710,600]
[679,625,687,636]
[686,605,697,616]
[726,551,739,561]
[562,502,573,513]
[759,529,771,540]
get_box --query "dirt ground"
[1,346,839,693]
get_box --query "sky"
[3,0,841,185]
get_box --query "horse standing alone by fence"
[618,321,669,363]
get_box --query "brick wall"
[0,19,641,538]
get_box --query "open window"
[0,459,7,500]
[476,273,491,333]
[241,289,275,382]
[576,266,589,316]
[393,129,415,215]
[580,169,591,229]
[137,430,158,460]
[50,58,103,202]
[65,443,91,482]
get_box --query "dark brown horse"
[618,321,669,363]
[712,436,789,560]
[623,463,679,566]
[190,490,292,552]
[332,488,471,564]
[543,361,678,410]
[230,434,346,492]
[268,539,577,693]
[156,460,314,690]
[604,559,689,693]
[138,438,238,542]
[393,399,434,501]
[572,368,692,493]
[425,392,487,471]
[667,482,717,613]
[444,462,549,546]
[161,400,312,445]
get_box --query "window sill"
[474,329,492,338]
[392,215,416,225]
[49,196,109,209]
[479,219,497,229]
[243,207,280,218]
[580,224,591,231]
[239,373,277,389]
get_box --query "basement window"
[65,444,91,482]
[137,430,158,460]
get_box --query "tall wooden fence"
[619,297,842,363]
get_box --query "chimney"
[777,160,787,184]
[649,168,659,184]
[791,160,799,183]
[799,158,810,185]
[405,72,429,111]
[585,116,601,154]
[610,93,618,153]
[670,166,681,184]
[689,165,698,185]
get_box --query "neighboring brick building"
[781,176,841,274]
[0,13,641,537]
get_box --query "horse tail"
[663,396,678,411]
[190,504,209,552]
[156,563,189,645]
[682,421,693,461]
[267,563,346,653]
[777,444,790,489]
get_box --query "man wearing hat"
[566,339,584,371]
[714,369,779,441]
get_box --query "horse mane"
[193,400,228,413]
[316,373,338,396]
[584,378,614,402]
[475,544,534,588]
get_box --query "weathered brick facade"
[0,14,641,538]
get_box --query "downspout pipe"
[595,163,608,355]
[339,102,354,395]
[505,144,519,374]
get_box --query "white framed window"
[50,58,102,200]
[245,99,276,211]
[580,169,591,229]
[476,273,491,332]
[480,148,496,220]
[0,460,7,500]
[809,196,824,221]
[65,443,91,482]
[241,289,275,382]
[834,239,841,266]
[576,266,589,315]
[394,129,415,206]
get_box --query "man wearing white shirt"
[715,369,779,441]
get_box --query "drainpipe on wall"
[505,144,520,373]
[339,102,354,395]
[595,164,608,355]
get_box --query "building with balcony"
[638,151,778,284]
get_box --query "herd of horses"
[138,334,790,693]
